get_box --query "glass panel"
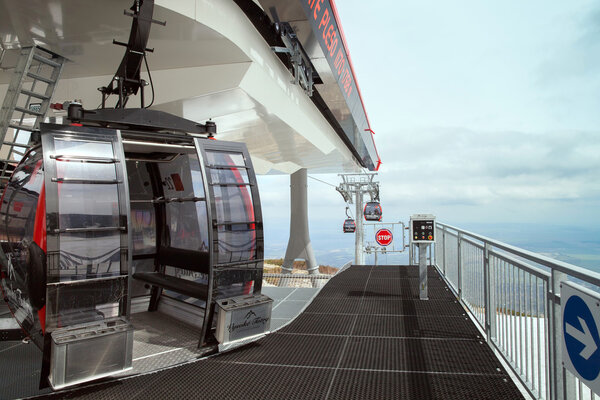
[206,151,245,167]
[126,160,153,201]
[163,267,208,306]
[156,154,209,251]
[131,259,154,297]
[212,185,254,224]
[45,277,126,329]
[0,149,43,335]
[58,183,120,229]
[54,139,116,181]
[188,155,205,198]
[210,167,249,184]
[0,156,43,245]
[53,231,121,281]
[54,138,114,157]
[166,201,209,251]
[158,154,204,198]
[214,269,259,299]
[216,227,256,263]
[131,204,156,255]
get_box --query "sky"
[257,0,600,267]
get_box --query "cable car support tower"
[337,173,380,265]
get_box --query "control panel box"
[410,214,436,243]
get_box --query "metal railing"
[434,222,600,400]
[262,260,352,288]
[263,273,333,288]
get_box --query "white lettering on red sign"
[375,229,393,246]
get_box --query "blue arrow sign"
[563,294,600,381]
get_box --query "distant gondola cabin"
[343,218,356,233]
[363,201,382,221]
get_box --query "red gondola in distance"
[343,218,356,233]
[364,201,382,221]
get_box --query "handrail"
[438,222,600,287]
[434,221,600,400]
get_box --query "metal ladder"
[0,45,65,188]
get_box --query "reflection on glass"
[54,232,121,280]
[54,139,117,181]
[212,186,254,224]
[206,151,245,167]
[0,149,43,336]
[45,277,126,330]
[217,228,256,263]
[210,168,249,185]
[54,138,114,157]
[126,160,153,201]
[213,269,259,300]
[131,204,156,255]
[158,154,197,198]
[58,183,119,229]
[188,155,206,198]
[166,201,209,251]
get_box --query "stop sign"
[375,228,393,246]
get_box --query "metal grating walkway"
[43,265,525,399]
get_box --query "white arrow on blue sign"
[562,281,600,394]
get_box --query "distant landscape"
[264,223,600,274]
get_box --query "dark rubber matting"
[42,265,525,399]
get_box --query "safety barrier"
[434,223,600,400]
[262,273,333,288]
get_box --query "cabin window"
[206,150,256,264]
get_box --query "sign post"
[410,214,436,301]
[561,281,600,395]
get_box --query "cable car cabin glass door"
[41,124,130,332]
[195,139,263,300]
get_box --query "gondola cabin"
[363,201,382,221]
[343,219,356,233]
[0,121,265,389]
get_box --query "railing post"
[442,227,446,275]
[457,232,462,299]
[548,270,575,400]
[483,242,495,342]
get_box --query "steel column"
[355,190,364,265]
[282,168,318,274]
[419,243,429,300]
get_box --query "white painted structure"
[0,0,380,175]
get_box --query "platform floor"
[0,286,319,399]
[39,265,525,399]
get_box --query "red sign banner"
[375,228,393,247]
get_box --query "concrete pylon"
[282,168,319,274]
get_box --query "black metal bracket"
[99,0,164,109]
[269,9,316,97]
[67,104,216,136]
